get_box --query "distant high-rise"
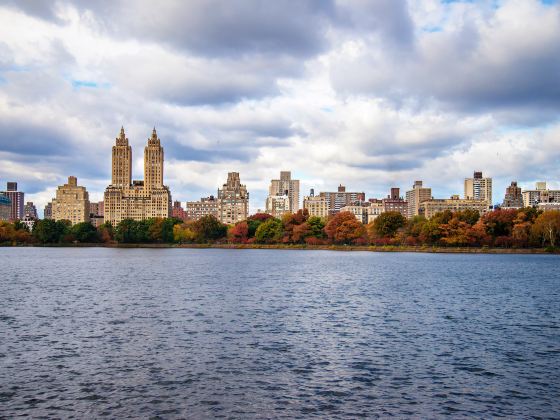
[406,181,431,217]
[51,176,90,225]
[382,187,408,218]
[268,171,299,214]
[104,127,171,225]
[1,182,24,220]
[43,202,52,220]
[319,184,365,215]
[464,171,492,207]
[303,190,329,218]
[217,172,249,224]
[24,202,38,219]
[0,195,11,221]
[502,182,523,209]
[522,182,560,207]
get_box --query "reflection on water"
[0,248,559,418]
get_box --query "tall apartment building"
[1,182,24,220]
[319,185,365,215]
[268,171,299,213]
[104,127,171,225]
[303,189,329,218]
[217,172,249,224]
[381,187,408,218]
[522,182,560,207]
[464,171,492,207]
[51,176,90,225]
[502,181,524,209]
[0,195,11,221]
[24,202,38,219]
[420,195,489,219]
[44,202,52,219]
[186,196,219,220]
[406,181,432,218]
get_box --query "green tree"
[32,219,70,243]
[71,222,99,243]
[373,211,406,237]
[255,218,284,243]
[307,216,326,238]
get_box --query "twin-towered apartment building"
[12,127,560,227]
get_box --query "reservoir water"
[0,248,559,418]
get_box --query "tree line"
[1,208,559,249]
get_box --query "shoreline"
[2,243,558,254]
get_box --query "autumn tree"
[531,211,560,247]
[324,211,366,244]
[228,221,249,243]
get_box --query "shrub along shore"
[1,208,560,253]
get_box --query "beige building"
[185,196,219,220]
[406,181,432,218]
[341,201,384,224]
[265,194,291,218]
[303,190,329,218]
[51,176,90,225]
[420,195,489,219]
[217,172,249,224]
[464,171,492,207]
[104,127,171,225]
[522,182,560,207]
[320,185,365,214]
[269,171,299,213]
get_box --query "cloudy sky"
[1,0,559,215]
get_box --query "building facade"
[419,196,489,219]
[406,181,432,218]
[44,202,52,220]
[171,201,187,220]
[320,185,365,215]
[217,172,249,224]
[1,182,24,220]
[464,171,493,207]
[51,176,90,225]
[104,127,171,225]
[502,181,524,209]
[186,196,219,221]
[0,195,11,221]
[522,182,560,207]
[265,194,291,219]
[381,187,408,218]
[268,171,299,213]
[303,190,329,218]
[24,202,38,219]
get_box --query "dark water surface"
[0,248,559,418]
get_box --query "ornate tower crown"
[116,126,128,146]
[148,126,160,146]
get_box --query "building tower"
[406,181,432,217]
[217,172,249,224]
[112,126,132,188]
[464,171,492,207]
[144,127,164,192]
[51,176,90,225]
[269,171,300,213]
[502,181,523,209]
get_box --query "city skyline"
[1,1,560,216]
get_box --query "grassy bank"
[6,242,558,254]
